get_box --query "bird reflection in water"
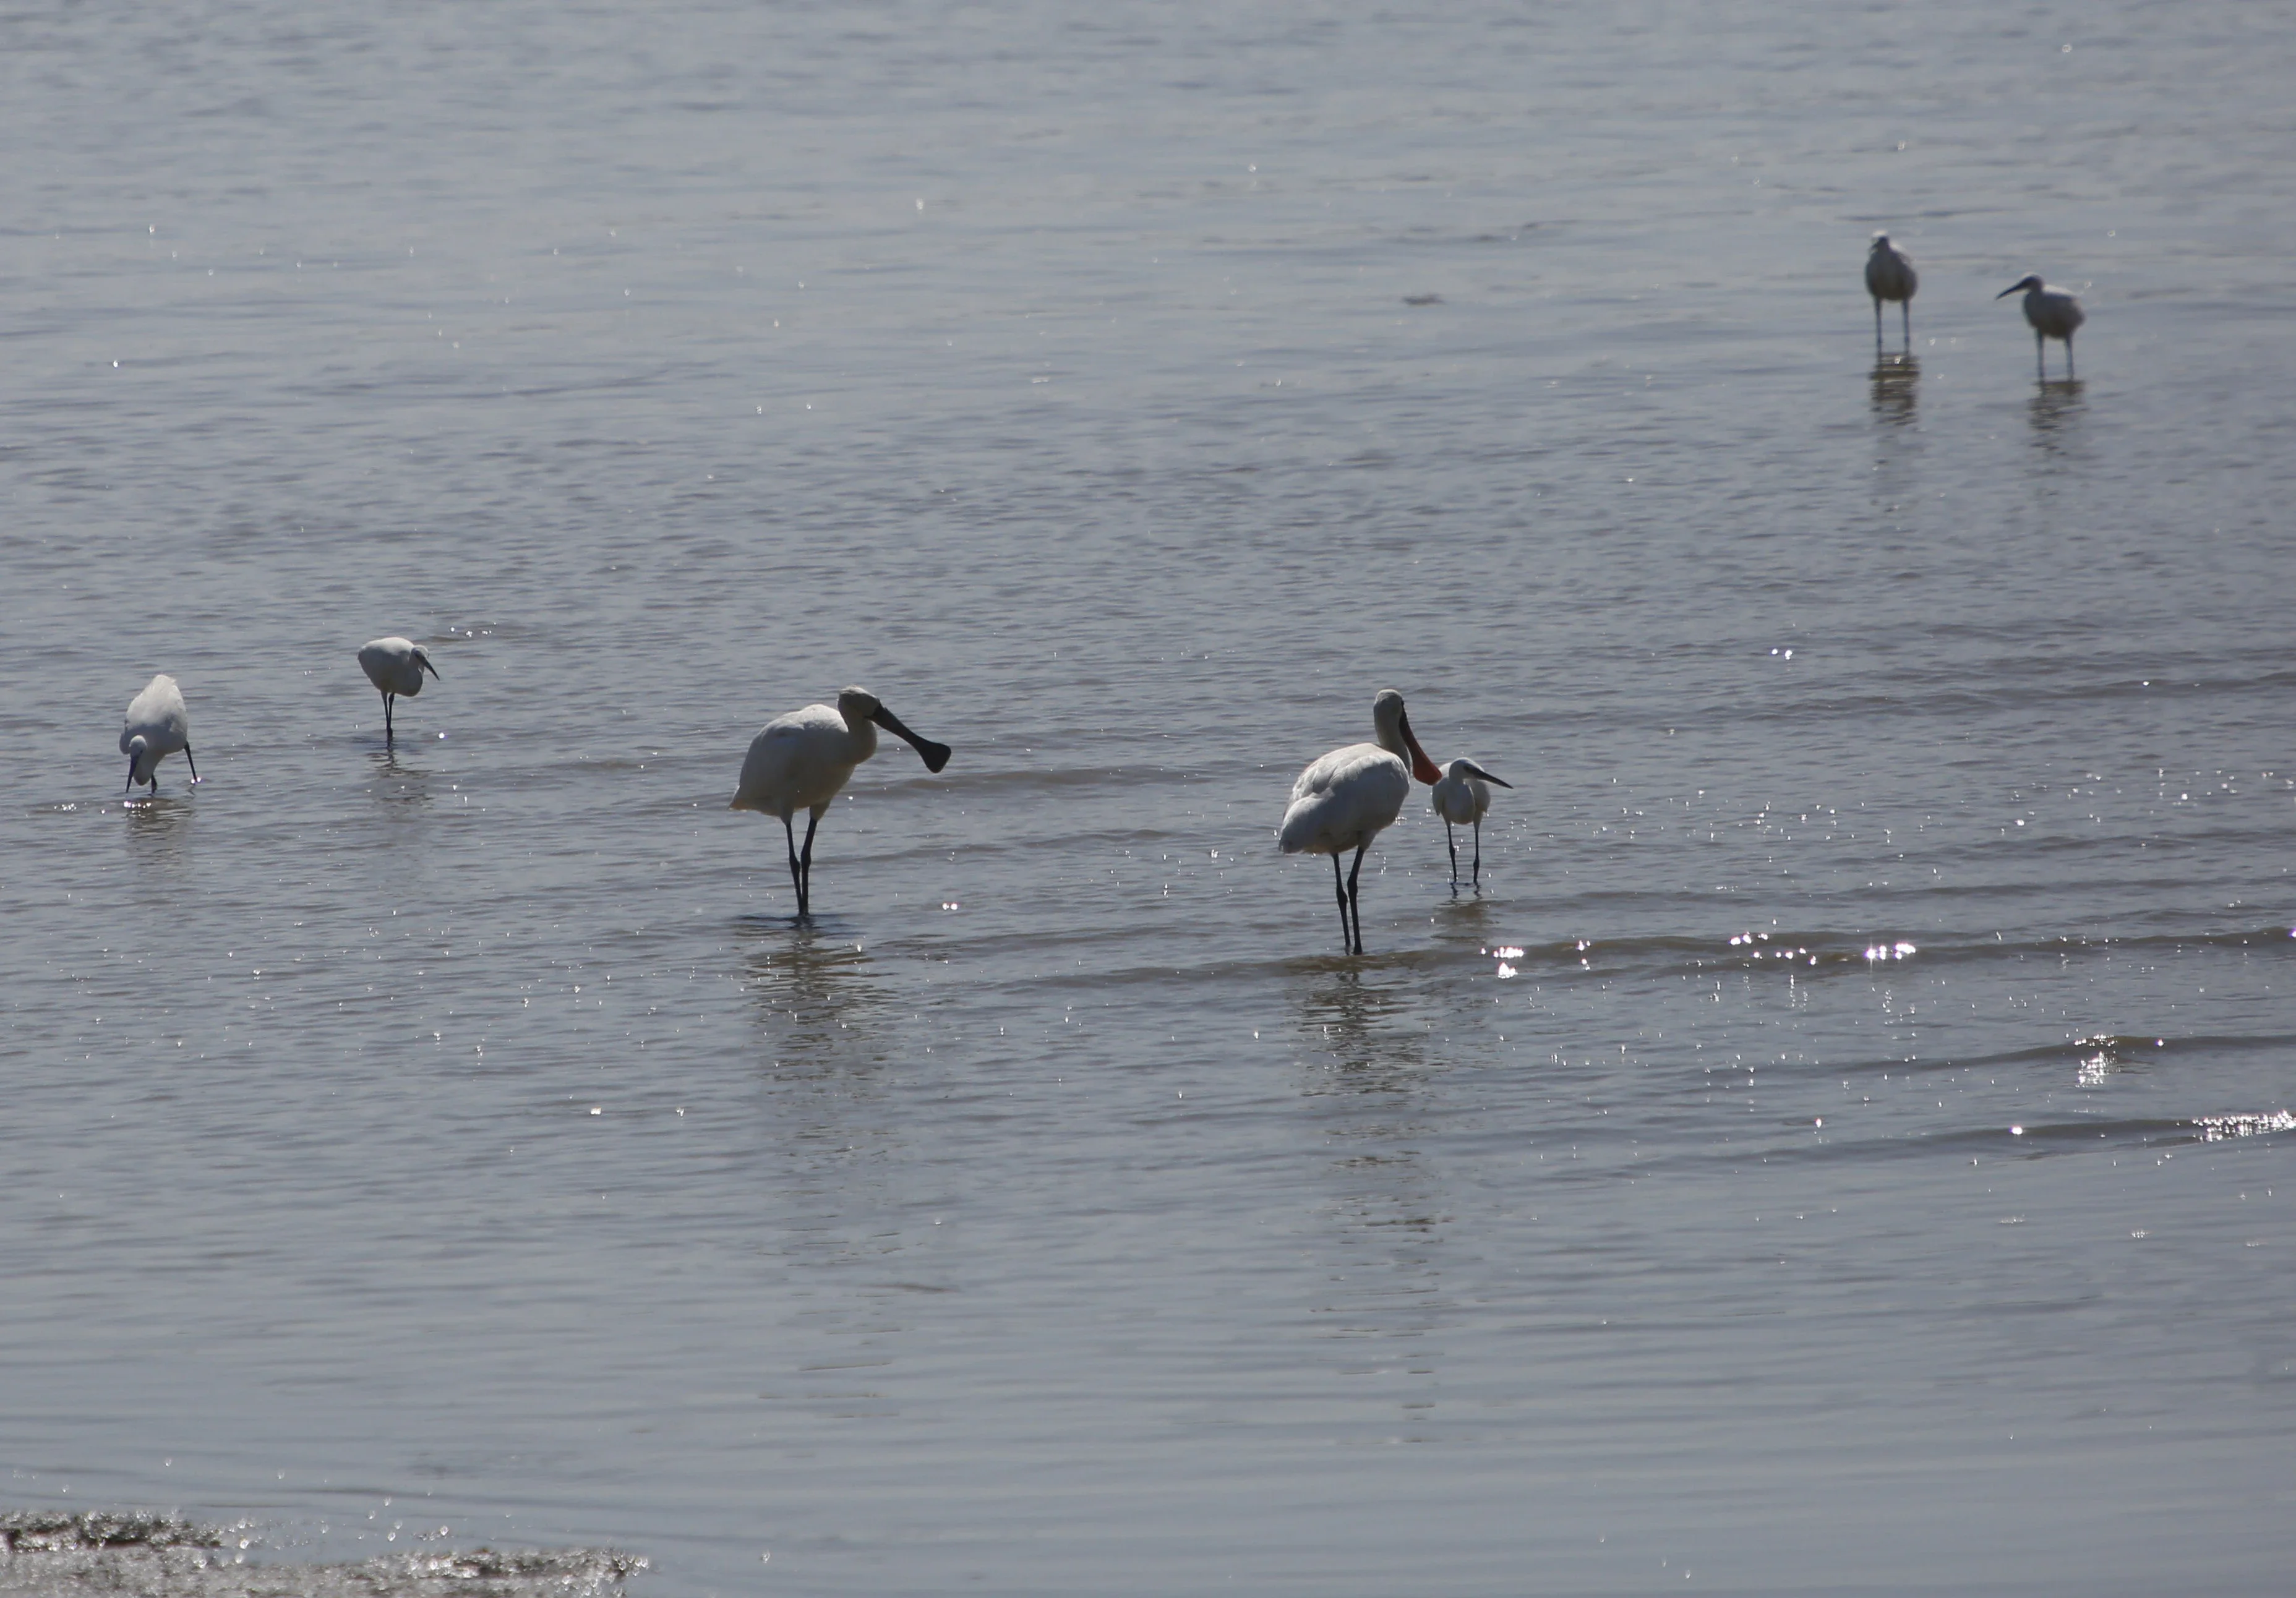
[2027,379,2086,456]
[746,924,893,1076]
[1290,970,1451,1404]
[367,746,434,811]
[1869,355,1919,425]
[122,789,194,874]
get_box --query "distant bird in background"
[121,674,198,795]
[1279,689,1444,955]
[358,636,442,744]
[730,686,951,919]
[1865,233,1919,353]
[1430,757,1512,889]
[1997,274,2085,380]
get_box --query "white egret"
[1279,689,1443,955]
[1997,274,2085,380]
[730,686,951,918]
[357,636,442,743]
[1865,233,1918,352]
[120,674,199,794]
[1430,757,1513,888]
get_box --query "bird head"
[836,686,882,724]
[414,647,442,681]
[1449,758,1514,790]
[123,734,149,792]
[1997,274,2044,299]
[1373,690,1445,785]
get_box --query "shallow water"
[4,1,2295,1593]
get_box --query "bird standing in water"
[1279,689,1444,955]
[1997,274,2085,380]
[1865,233,1918,354]
[121,674,199,794]
[730,686,951,919]
[1430,757,1512,889]
[358,636,442,744]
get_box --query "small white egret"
[1430,757,1513,888]
[1279,689,1443,955]
[1865,233,1918,352]
[730,686,951,918]
[1997,274,2085,380]
[357,636,442,743]
[120,674,198,794]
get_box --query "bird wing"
[1280,743,1410,855]
[121,675,188,753]
[731,703,855,814]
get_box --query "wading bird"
[1865,233,1918,352]
[1431,757,1513,888]
[1997,274,2085,380]
[730,686,951,919]
[358,636,442,743]
[1279,689,1443,955]
[121,674,198,795]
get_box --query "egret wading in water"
[120,674,198,795]
[357,636,442,744]
[1865,233,1918,353]
[1430,757,1513,889]
[730,686,951,919]
[1279,689,1443,955]
[1998,274,2084,380]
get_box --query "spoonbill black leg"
[1345,842,1369,955]
[184,743,199,784]
[1330,853,1351,954]
[782,813,809,918]
[799,810,822,917]
[383,691,395,743]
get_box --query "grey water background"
[4,0,2295,1592]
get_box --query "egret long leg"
[1345,842,1368,955]
[383,691,395,744]
[2036,330,2045,382]
[1471,817,1482,887]
[1330,853,1351,954]
[184,743,199,784]
[1873,297,1883,352]
[2065,335,2075,380]
[1901,300,1911,351]
[1444,820,1459,887]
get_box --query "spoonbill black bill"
[1430,757,1513,889]
[121,673,197,795]
[1279,689,1444,955]
[730,686,952,919]
[1865,233,1918,352]
[1997,275,2085,380]
[357,636,442,743]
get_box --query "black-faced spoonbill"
[1865,233,1918,352]
[357,636,442,744]
[730,686,952,920]
[1430,758,1513,889]
[120,673,198,794]
[1997,275,2085,380]
[1279,689,1443,955]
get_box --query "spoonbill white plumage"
[1865,233,1918,352]
[730,686,951,918]
[1430,757,1513,888]
[1279,689,1444,955]
[1997,274,2085,380]
[121,674,198,794]
[357,636,442,743]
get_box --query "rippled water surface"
[5,2,2295,1593]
